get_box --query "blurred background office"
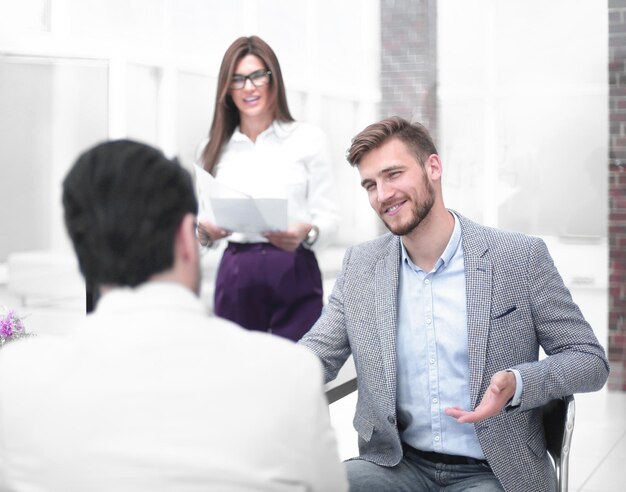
[0,1,624,490]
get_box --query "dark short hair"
[347,116,438,168]
[62,140,197,288]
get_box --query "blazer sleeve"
[513,237,609,411]
[299,247,353,383]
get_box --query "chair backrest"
[542,395,576,492]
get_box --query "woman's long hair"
[202,36,294,174]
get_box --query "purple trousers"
[214,242,324,341]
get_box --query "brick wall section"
[609,0,626,391]
[380,0,437,138]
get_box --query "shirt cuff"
[506,369,523,408]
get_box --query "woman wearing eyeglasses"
[197,35,339,342]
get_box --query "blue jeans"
[345,447,504,492]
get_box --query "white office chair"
[327,381,575,492]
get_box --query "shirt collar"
[231,120,294,143]
[95,281,203,315]
[400,211,462,273]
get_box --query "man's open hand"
[445,370,517,424]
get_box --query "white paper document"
[194,164,288,233]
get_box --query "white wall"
[0,0,381,263]
[437,0,609,349]
[1,0,609,290]
[438,0,608,238]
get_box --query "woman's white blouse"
[198,121,340,251]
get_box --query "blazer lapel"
[459,215,493,408]
[375,236,401,405]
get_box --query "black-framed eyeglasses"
[230,70,272,90]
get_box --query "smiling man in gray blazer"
[299,116,609,492]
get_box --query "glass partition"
[0,55,108,261]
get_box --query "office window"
[0,0,50,32]
[126,64,159,147]
[176,71,215,171]
[0,56,108,260]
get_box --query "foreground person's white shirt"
[0,282,347,492]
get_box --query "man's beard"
[381,181,435,236]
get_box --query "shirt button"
[432,397,438,404]
[430,358,435,364]
[424,278,430,284]
[426,318,432,325]
[387,415,395,424]
[434,435,440,442]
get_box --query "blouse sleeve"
[302,125,340,251]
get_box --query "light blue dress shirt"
[396,212,485,459]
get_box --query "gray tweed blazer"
[300,213,609,492]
